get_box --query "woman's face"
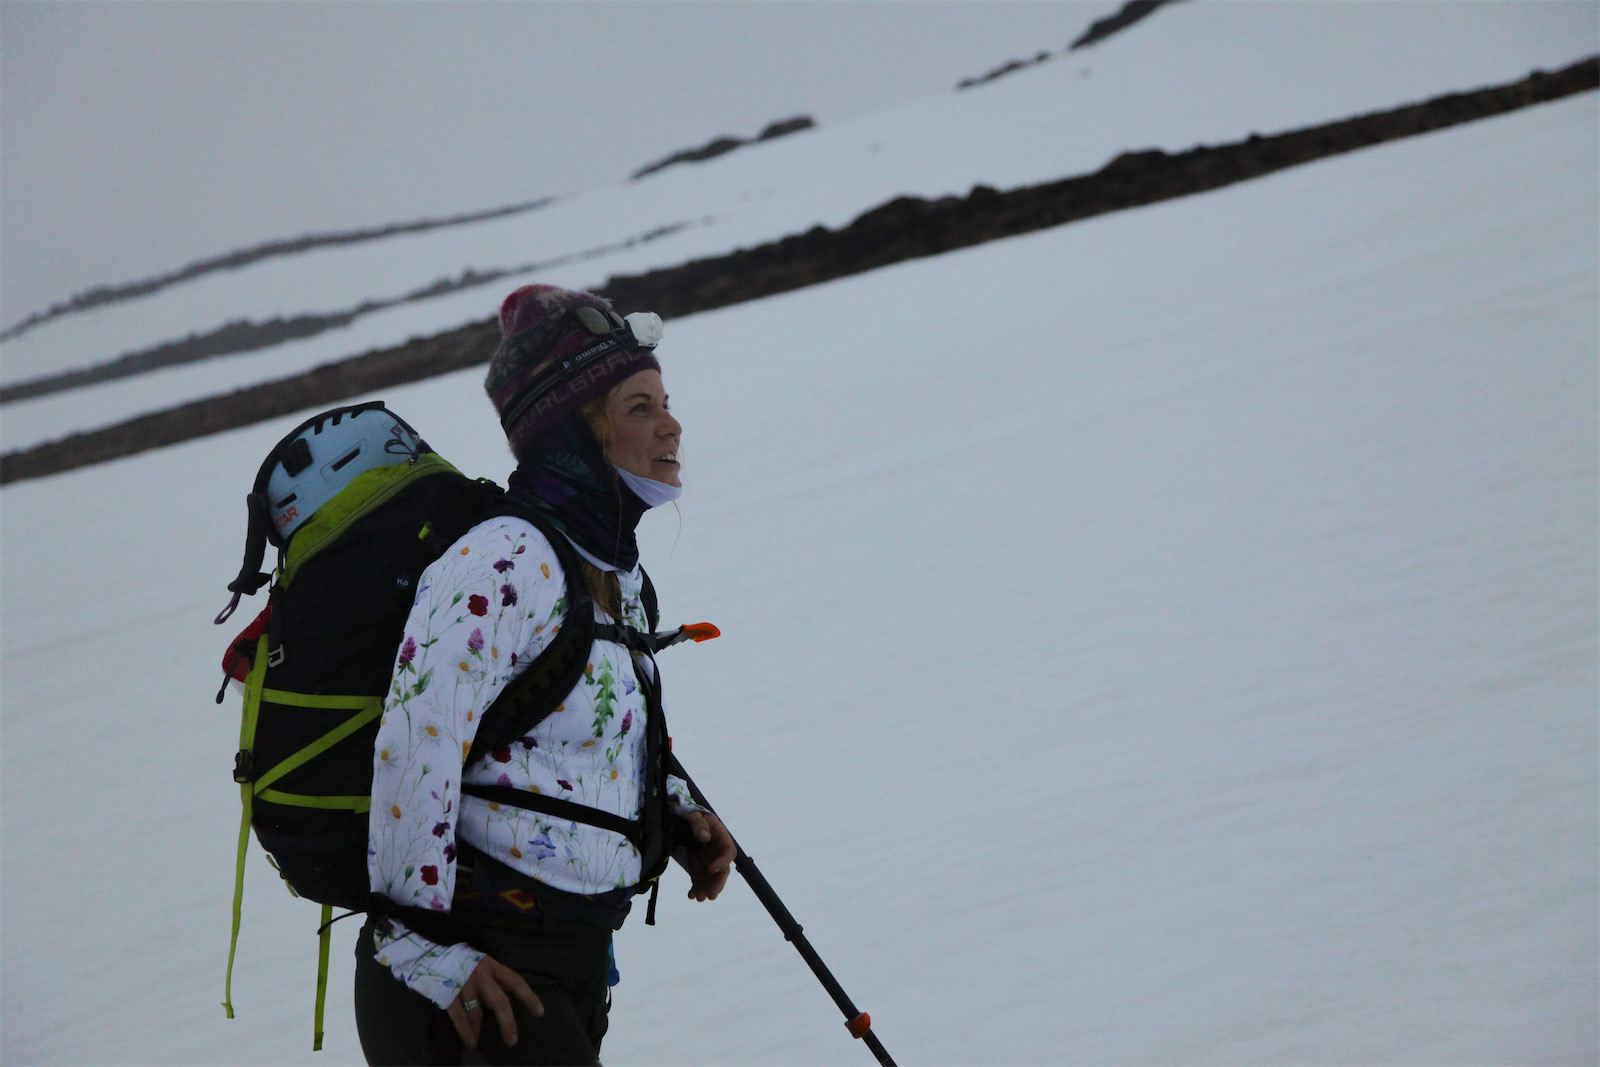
[599,369,682,486]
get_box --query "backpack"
[214,400,717,1049]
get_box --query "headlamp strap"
[499,335,626,431]
[498,307,659,432]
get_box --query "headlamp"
[570,305,663,349]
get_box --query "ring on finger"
[462,998,480,1012]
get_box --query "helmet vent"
[258,402,428,546]
[329,446,362,473]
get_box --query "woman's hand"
[447,955,544,1050]
[678,810,736,902]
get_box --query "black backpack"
[215,401,715,1048]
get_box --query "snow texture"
[0,0,1593,451]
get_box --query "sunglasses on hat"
[570,305,664,349]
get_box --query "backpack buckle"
[233,749,255,784]
[267,645,285,668]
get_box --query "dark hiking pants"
[354,912,613,1066]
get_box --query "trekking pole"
[669,759,897,1067]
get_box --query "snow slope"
[1,83,1594,1064]
[1,0,1593,453]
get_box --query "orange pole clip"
[846,1012,872,1039]
[682,622,721,642]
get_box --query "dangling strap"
[645,877,661,926]
[223,790,252,1019]
[223,633,271,1018]
[313,903,333,1051]
[218,493,274,624]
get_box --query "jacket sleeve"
[667,777,704,816]
[366,517,569,1008]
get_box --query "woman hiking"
[354,283,736,1066]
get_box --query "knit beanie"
[484,284,661,461]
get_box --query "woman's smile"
[601,369,683,487]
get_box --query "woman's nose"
[662,412,682,438]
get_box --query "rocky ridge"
[2,57,1593,486]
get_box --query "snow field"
[2,91,1595,1064]
[2,0,1594,452]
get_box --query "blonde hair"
[577,394,624,619]
[581,394,613,452]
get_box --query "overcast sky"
[0,0,1120,327]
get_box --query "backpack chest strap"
[460,782,642,841]
[594,621,712,655]
[592,621,657,655]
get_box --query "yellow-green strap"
[223,634,272,1019]
[237,633,271,757]
[251,699,381,795]
[260,687,381,710]
[223,784,252,1019]
[258,788,371,811]
[314,904,333,1051]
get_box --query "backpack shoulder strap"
[640,567,660,634]
[465,504,594,766]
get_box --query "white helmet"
[257,403,429,544]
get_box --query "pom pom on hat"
[499,284,554,341]
[499,285,535,339]
[485,284,661,461]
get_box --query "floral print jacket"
[367,515,697,1008]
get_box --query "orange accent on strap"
[682,622,721,642]
[497,888,541,912]
[846,1012,872,1039]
